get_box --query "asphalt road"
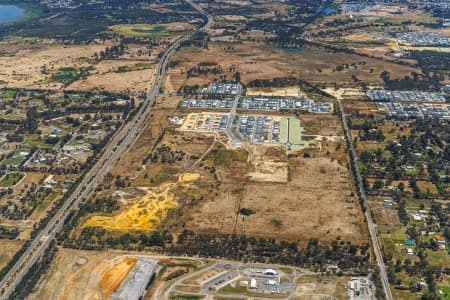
[338,99,393,300]
[0,1,213,299]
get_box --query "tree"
[372,180,384,190]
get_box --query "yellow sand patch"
[180,173,200,182]
[99,257,137,299]
[83,173,199,231]
[343,33,375,42]
[246,87,302,97]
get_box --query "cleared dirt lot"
[294,275,349,300]
[99,257,137,298]
[29,249,136,300]
[30,248,205,300]
[369,202,401,226]
[246,145,288,183]
[186,154,367,244]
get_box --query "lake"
[0,5,24,24]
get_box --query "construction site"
[71,81,366,246]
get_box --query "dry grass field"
[109,109,213,184]
[369,202,401,226]
[343,101,378,115]
[186,150,367,244]
[298,114,343,136]
[294,275,350,300]
[0,38,167,92]
[247,86,303,97]
[69,61,155,93]
[29,249,121,300]
[0,38,104,88]
[165,42,415,93]
[0,240,23,270]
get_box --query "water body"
[282,47,300,53]
[316,6,338,16]
[0,5,24,24]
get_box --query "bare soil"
[186,155,368,244]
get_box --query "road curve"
[337,99,393,300]
[0,2,213,299]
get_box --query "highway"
[0,1,213,299]
[337,99,394,300]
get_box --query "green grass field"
[1,153,27,167]
[0,89,16,99]
[0,172,25,187]
[110,24,189,38]
[437,286,450,300]
[279,116,305,151]
[425,249,450,268]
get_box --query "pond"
[0,5,24,23]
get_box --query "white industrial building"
[110,258,158,300]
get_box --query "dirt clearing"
[99,257,137,298]
[83,173,200,231]
[186,155,367,244]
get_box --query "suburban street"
[0,1,214,299]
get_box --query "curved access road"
[0,2,213,299]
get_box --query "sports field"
[279,116,305,151]
[110,23,193,38]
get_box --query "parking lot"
[202,271,237,291]
[368,90,447,102]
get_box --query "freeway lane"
[0,1,213,299]
[338,99,393,300]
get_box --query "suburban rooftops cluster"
[395,31,450,46]
[368,90,447,103]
